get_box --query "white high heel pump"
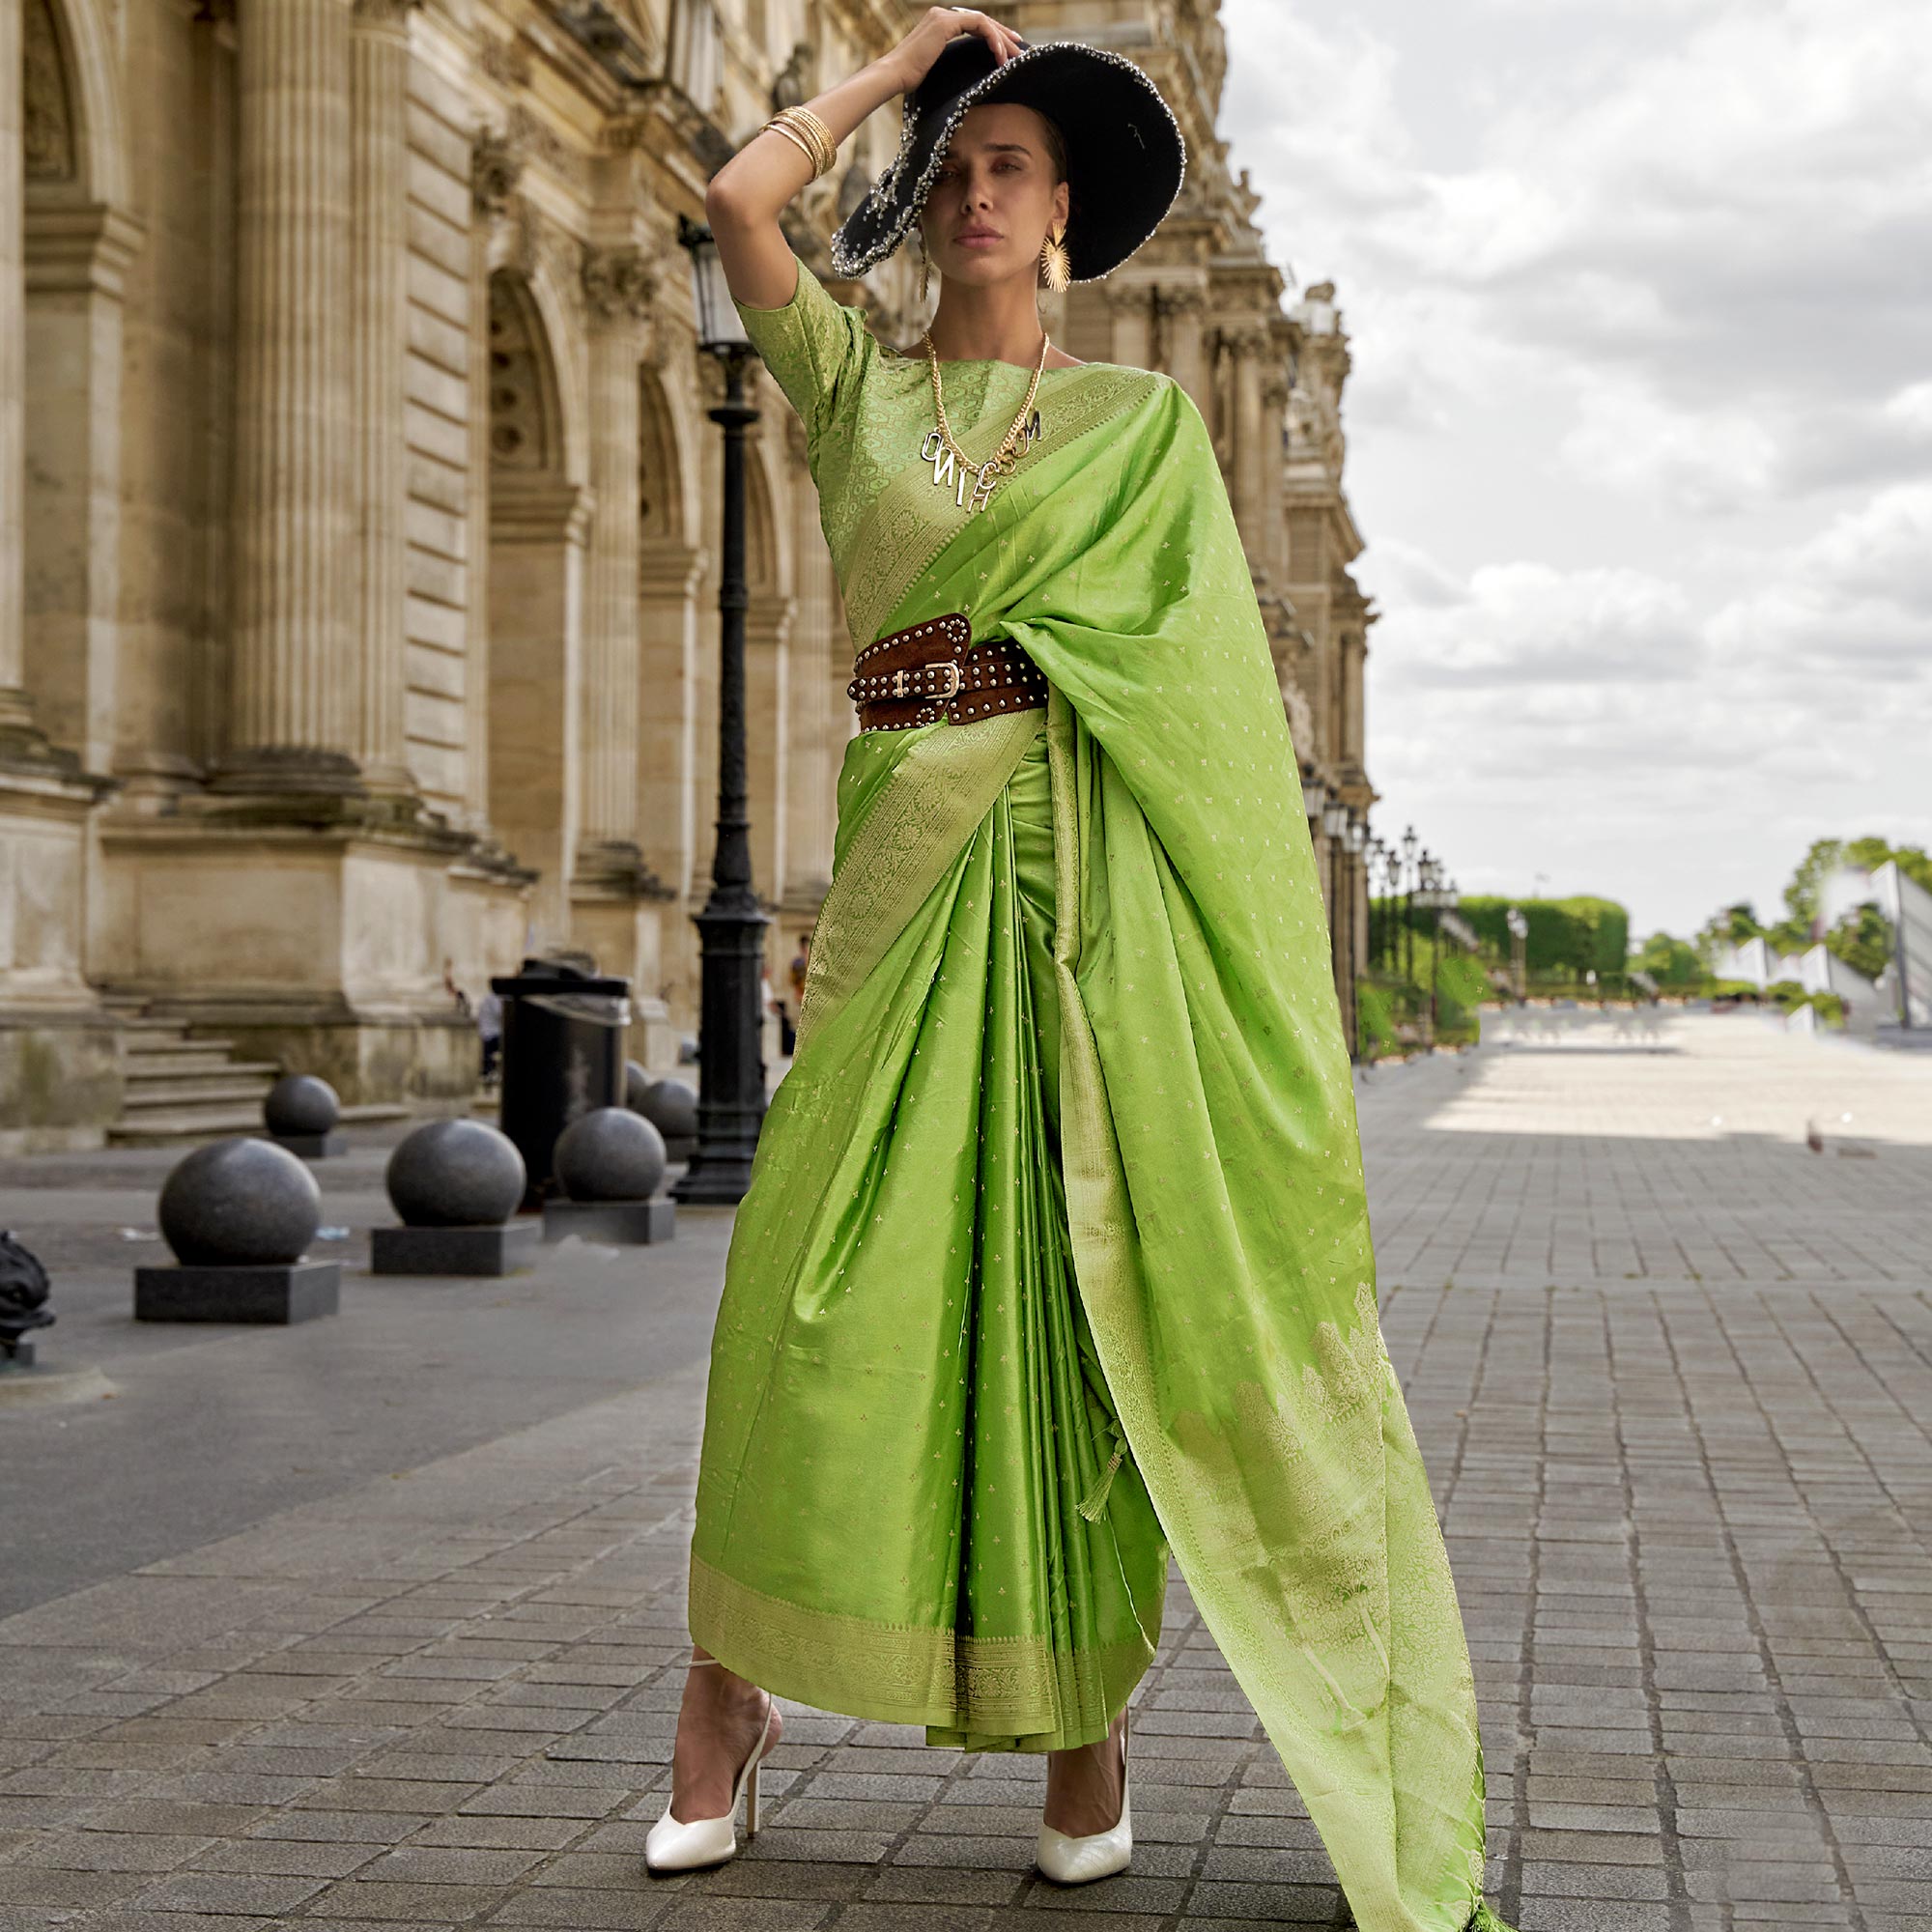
[1036,1705,1132,1885]
[644,1662,779,1875]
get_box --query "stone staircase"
[108,1018,282,1147]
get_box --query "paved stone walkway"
[1,1013,1927,1932]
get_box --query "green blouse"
[734,258,1116,628]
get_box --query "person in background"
[476,985,503,1086]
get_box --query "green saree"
[690,260,1508,1932]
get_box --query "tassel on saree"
[1075,1435,1129,1521]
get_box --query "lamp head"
[679,215,753,356]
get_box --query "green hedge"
[1453,895,1630,979]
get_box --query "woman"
[654,13,1512,1930]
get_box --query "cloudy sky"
[1217,0,1931,938]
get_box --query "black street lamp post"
[672,219,770,1206]
[1344,813,1367,1059]
[1364,838,1379,971]
[1400,825,1418,986]
[1421,858,1443,1043]
[1321,796,1349,1009]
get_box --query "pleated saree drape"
[688,260,1510,1932]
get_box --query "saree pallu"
[694,301,1504,1932]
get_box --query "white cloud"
[1709,482,1932,671]
[1560,375,1780,513]
[1366,558,1702,689]
[1219,0,1932,933]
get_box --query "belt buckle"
[892,661,962,702]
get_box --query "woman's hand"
[706,7,1023,309]
[884,8,1026,95]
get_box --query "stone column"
[1104,282,1151,372]
[467,132,523,834]
[1260,362,1290,587]
[23,204,143,779]
[1343,630,1366,769]
[638,538,703,906]
[488,477,592,950]
[224,0,357,787]
[350,0,415,790]
[1230,325,1267,564]
[1154,284,1208,414]
[578,244,653,869]
[0,3,29,732]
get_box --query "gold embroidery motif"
[690,1556,1153,1747]
[844,369,1161,649]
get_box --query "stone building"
[0,0,1372,1149]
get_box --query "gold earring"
[918,231,931,303]
[1039,221,1070,294]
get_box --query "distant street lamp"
[1344,814,1368,1059]
[671,218,768,1207]
[1321,798,1350,1034]
[1365,837,1385,970]
[1400,826,1419,985]
[1506,905,1528,1002]
[1303,776,1330,842]
[1425,859,1449,1042]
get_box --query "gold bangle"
[763,117,820,175]
[781,105,836,176]
[767,104,837,180]
[790,105,838,173]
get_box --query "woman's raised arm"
[703,7,1022,308]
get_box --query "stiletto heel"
[1037,1705,1132,1885]
[644,1663,779,1875]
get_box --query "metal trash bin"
[491,959,632,1206]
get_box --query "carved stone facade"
[2,0,1373,1148]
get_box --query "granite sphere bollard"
[137,1138,338,1323]
[624,1059,651,1114]
[555,1107,667,1202]
[160,1137,322,1265]
[545,1108,677,1246]
[263,1074,343,1156]
[638,1077,698,1160]
[385,1119,526,1228]
[373,1119,537,1277]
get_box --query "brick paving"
[0,1012,1928,1931]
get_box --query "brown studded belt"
[846,611,1049,732]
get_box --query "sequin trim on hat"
[830,42,1187,285]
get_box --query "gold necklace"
[919,329,1049,514]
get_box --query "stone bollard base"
[543,1199,677,1245]
[370,1223,539,1277]
[135,1262,340,1323]
[270,1131,348,1159]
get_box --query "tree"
[1826,902,1891,981]
[1782,838,1845,932]
[1693,902,1762,966]
[1692,838,1932,981]
[1634,931,1704,986]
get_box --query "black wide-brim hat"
[830,36,1186,284]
